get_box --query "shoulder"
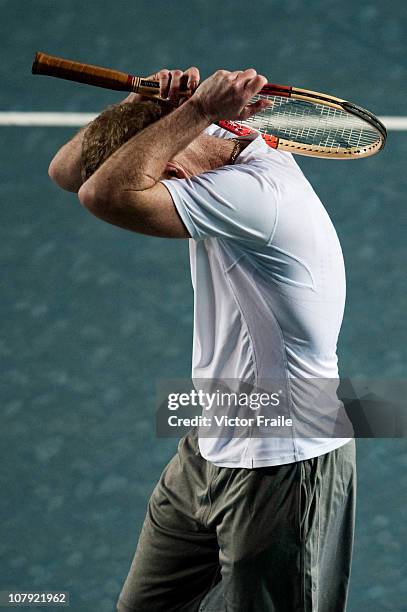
[233,137,311,199]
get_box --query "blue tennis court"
[1,1,406,610]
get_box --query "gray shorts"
[117,429,356,612]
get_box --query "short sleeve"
[161,162,278,244]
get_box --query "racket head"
[220,85,387,159]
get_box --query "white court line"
[379,117,407,130]
[0,112,97,126]
[0,112,406,129]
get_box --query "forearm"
[79,98,210,203]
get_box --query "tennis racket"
[32,51,386,159]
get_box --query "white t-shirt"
[161,125,351,468]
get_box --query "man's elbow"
[48,157,82,193]
[78,182,147,231]
[78,181,113,220]
[78,181,98,211]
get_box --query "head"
[81,100,164,182]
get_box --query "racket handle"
[32,51,162,97]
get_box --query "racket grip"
[32,52,162,97]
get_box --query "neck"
[178,134,245,176]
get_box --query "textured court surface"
[1,1,406,610]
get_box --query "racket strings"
[244,95,379,151]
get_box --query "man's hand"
[154,66,200,102]
[124,66,200,105]
[191,69,271,123]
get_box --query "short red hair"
[81,100,163,182]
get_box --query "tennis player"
[49,67,356,612]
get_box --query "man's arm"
[78,98,210,237]
[48,67,200,194]
[48,126,87,193]
[78,69,270,238]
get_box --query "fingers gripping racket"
[32,52,386,159]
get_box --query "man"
[49,67,356,612]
